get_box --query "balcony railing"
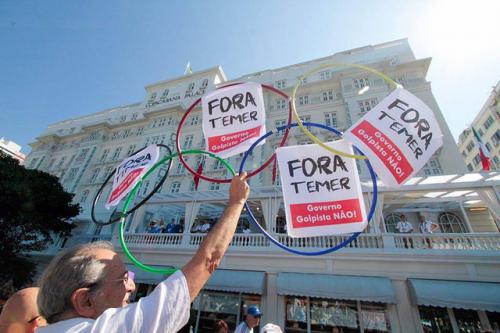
[120,232,500,252]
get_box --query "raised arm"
[182,172,250,301]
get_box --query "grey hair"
[37,241,114,323]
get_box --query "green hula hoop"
[119,149,236,274]
[291,62,401,160]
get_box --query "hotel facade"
[26,39,500,333]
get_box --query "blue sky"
[1,0,499,153]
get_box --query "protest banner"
[276,140,367,238]
[344,88,443,186]
[202,82,266,158]
[105,145,159,208]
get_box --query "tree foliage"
[0,152,80,288]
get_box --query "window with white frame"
[112,147,122,161]
[322,90,334,102]
[28,158,39,169]
[76,148,89,162]
[319,71,331,80]
[467,163,473,171]
[483,115,494,130]
[170,181,181,193]
[189,181,196,191]
[275,80,286,89]
[131,113,138,121]
[353,77,369,89]
[298,95,309,105]
[491,130,500,146]
[358,98,378,113]
[276,98,286,110]
[157,117,167,127]
[201,79,209,88]
[438,212,467,233]
[166,116,175,126]
[275,119,287,136]
[119,115,127,123]
[89,168,100,183]
[423,158,443,175]
[213,159,224,170]
[183,135,194,149]
[122,129,132,138]
[190,115,200,126]
[136,127,144,136]
[473,153,481,166]
[80,190,90,203]
[324,112,338,128]
[176,161,186,174]
[160,89,169,102]
[57,156,66,168]
[209,183,220,191]
[67,168,79,180]
[141,180,150,196]
[384,213,401,233]
[111,131,119,140]
[127,145,136,156]
[148,92,157,102]
[466,141,475,152]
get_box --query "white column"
[459,201,474,232]
[392,279,422,333]
[264,272,279,325]
[374,193,385,234]
[259,199,272,230]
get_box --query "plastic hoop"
[238,122,378,256]
[119,149,236,274]
[291,63,401,160]
[91,144,173,226]
[176,83,292,184]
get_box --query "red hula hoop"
[175,83,292,183]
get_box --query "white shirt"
[420,220,436,233]
[396,221,413,233]
[234,321,253,333]
[36,270,190,333]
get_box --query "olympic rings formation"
[91,144,173,226]
[119,149,237,274]
[291,62,401,160]
[176,83,292,184]
[238,122,378,256]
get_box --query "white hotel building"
[26,39,500,333]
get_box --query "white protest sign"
[202,82,266,158]
[105,145,160,209]
[344,88,443,186]
[276,140,367,238]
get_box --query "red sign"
[207,125,261,153]
[108,168,144,204]
[290,199,363,228]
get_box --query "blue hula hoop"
[238,122,378,256]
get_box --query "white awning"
[277,272,396,304]
[409,279,500,312]
[205,269,265,295]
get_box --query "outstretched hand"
[229,171,250,206]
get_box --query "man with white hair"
[37,172,250,333]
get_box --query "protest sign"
[202,82,266,158]
[344,88,443,186]
[276,140,367,238]
[105,145,159,208]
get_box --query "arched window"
[438,212,467,233]
[384,213,401,233]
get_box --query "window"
[275,80,286,89]
[156,117,166,127]
[358,98,378,113]
[148,92,157,102]
[187,82,195,91]
[76,148,89,162]
[112,147,122,161]
[213,159,224,170]
[478,128,484,137]
[28,158,39,169]
[57,156,66,168]
[324,112,338,128]
[353,77,369,89]
[176,162,186,174]
[467,163,473,171]
[201,79,209,88]
[276,98,286,110]
[131,113,138,121]
[111,132,119,141]
[80,190,90,203]
[438,212,467,233]
[141,180,150,196]
[119,115,127,123]
[298,96,309,105]
[122,129,132,138]
[170,182,181,193]
[483,115,494,130]
[418,306,453,333]
[89,168,100,184]
[322,90,334,102]
[190,115,200,126]
[275,119,287,136]
[67,168,79,180]
[189,181,196,192]
[127,145,136,156]
[491,130,500,147]
[183,135,194,149]
[384,213,402,233]
[466,141,475,152]
[166,116,175,126]
[486,142,492,152]
[160,89,169,102]
[136,127,144,136]
[423,158,442,175]
[473,153,481,166]
[319,71,331,80]
[209,183,220,191]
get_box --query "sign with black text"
[344,89,443,186]
[105,145,159,208]
[202,82,266,158]
[276,141,367,238]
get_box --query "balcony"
[119,232,500,253]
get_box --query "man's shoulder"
[36,318,94,333]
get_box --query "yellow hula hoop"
[291,62,401,160]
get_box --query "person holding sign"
[36,173,250,333]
